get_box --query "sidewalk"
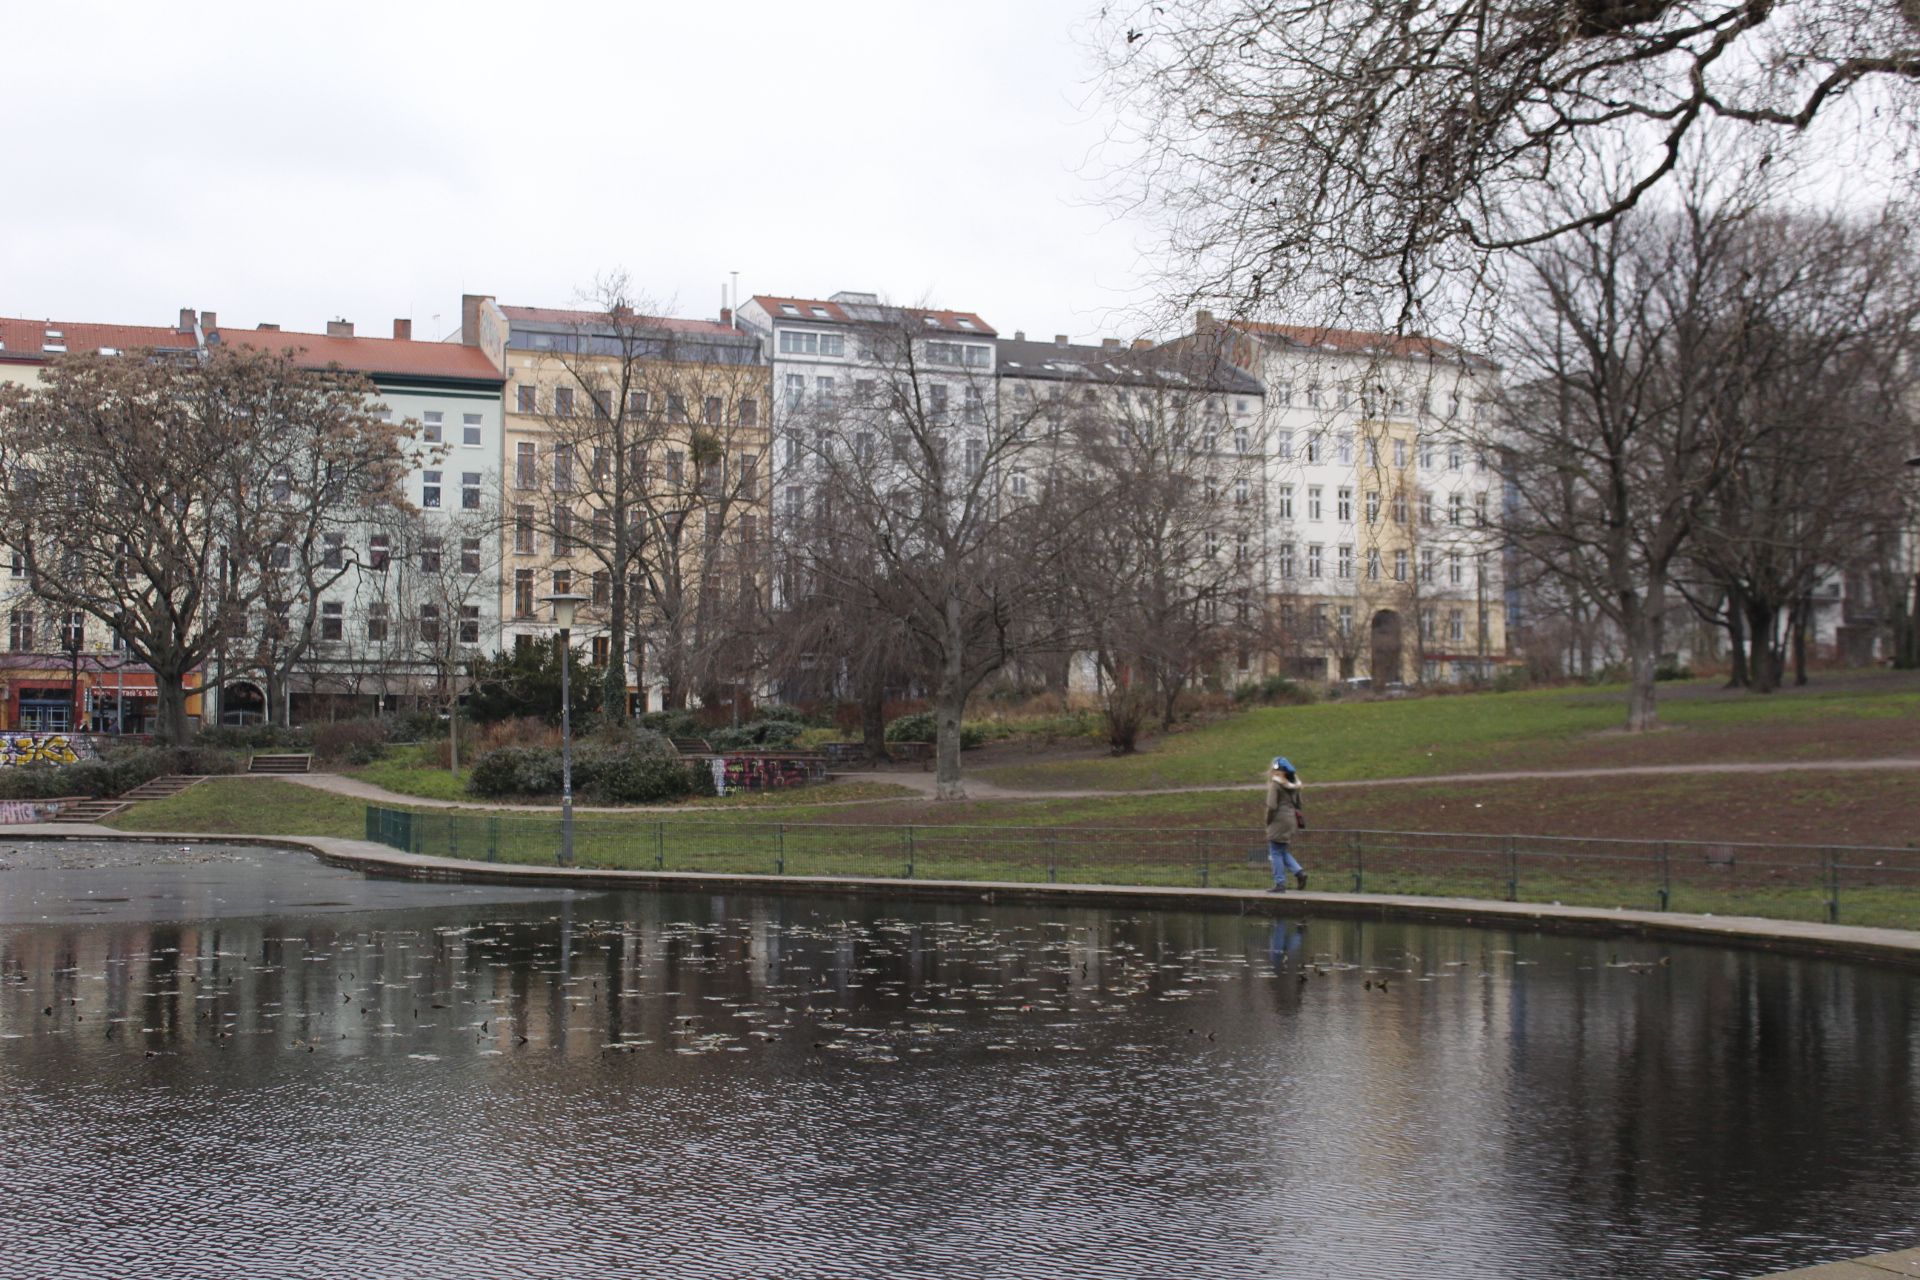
[1766,1245,1920,1277]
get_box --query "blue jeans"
[1268,840,1303,884]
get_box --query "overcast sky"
[6,1,1163,344]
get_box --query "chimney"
[720,306,733,329]
[1054,334,1069,347]
[1101,337,1121,350]
[1013,330,1026,342]
[1195,308,1216,333]
[1132,338,1153,351]
[201,311,217,332]
[393,318,412,341]
[326,319,354,338]
[178,308,197,331]
[257,323,280,331]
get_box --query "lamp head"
[540,591,588,630]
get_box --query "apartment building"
[493,300,768,711]
[0,313,208,731]
[1189,313,1508,685]
[208,313,507,720]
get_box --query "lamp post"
[542,592,588,866]
[63,617,83,735]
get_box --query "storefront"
[0,657,200,734]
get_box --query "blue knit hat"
[1271,756,1293,772]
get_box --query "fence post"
[488,815,499,864]
[777,823,786,876]
[408,811,420,856]
[1047,832,1057,884]
[904,825,915,879]
[1658,842,1671,911]
[1504,835,1518,902]
[1350,831,1363,894]
[449,812,459,861]
[1197,831,1210,888]
[655,821,665,871]
[1826,848,1840,924]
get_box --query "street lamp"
[542,591,588,867]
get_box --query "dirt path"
[264,756,1920,813]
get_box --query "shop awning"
[89,676,157,696]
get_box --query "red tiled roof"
[1235,321,1469,362]
[500,305,741,336]
[749,296,997,337]
[0,316,196,363]
[214,327,503,383]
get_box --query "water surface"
[2,840,1916,1278]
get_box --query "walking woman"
[1264,756,1307,893]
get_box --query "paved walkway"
[256,755,1920,813]
[1766,1245,1920,1277]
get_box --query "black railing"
[361,805,1920,929]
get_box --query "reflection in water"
[1,843,1916,1278]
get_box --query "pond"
[1,840,1916,1279]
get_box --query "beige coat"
[1264,773,1302,842]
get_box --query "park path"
[258,755,1920,812]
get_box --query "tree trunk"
[1623,582,1664,732]
[1792,594,1809,686]
[448,694,459,776]
[934,599,967,801]
[1746,597,1779,693]
[156,674,192,745]
[860,680,889,763]
[1725,583,1749,688]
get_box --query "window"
[461,472,481,510]
[1449,551,1464,584]
[700,395,722,423]
[1337,544,1353,578]
[738,453,758,499]
[418,411,442,444]
[7,551,20,578]
[554,387,576,417]
[591,635,610,665]
[1392,492,1408,524]
[1475,492,1490,526]
[1420,441,1436,469]
[552,507,572,554]
[1394,549,1408,582]
[516,385,537,414]
[268,543,291,570]
[513,569,534,617]
[1448,444,1463,471]
[1337,488,1353,522]
[585,570,608,607]
[1307,544,1323,578]
[1393,439,1407,467]
[1010,469,1028,498]
[1307,486,1323,521]
[1420,491,1434,525]
[1337,435,1354,465]
[367,602,388,642]
[1206,530,1220,560]
[1448,493,1463,526]
[420,604,440,644]
[1274,381,1293,407]
[1364,490,1379,523]
[1420,608,1435,642]
[7,609,33,651]
[514,506,534,553]
[269,466,291,503]
[515,442,537,488]
[459,606,480,645]
[778,329,845,356]
[321,602,342,641]
[627,389,649,417]
[666,450,684,485]
[1366,548,1381,580]
[965,438,985,477]
[1338,606,1353,635]
[1278,543,1296,579]
[1277,486,1294,519]
[60,612,84,649]
[814,378,834,403]
[422,470,441,508]
[964,385,983,424]
[783,486,803,519]
[668,394,688,424]
[1276,431,1293,461]
[461,538,481,574]
[1448,609,1465,643]
[738,397,758,427]
[552,568,572,598]
[1235,532,1251,564]
[462,413,483,447]
[929,384,948,419]
[1306,434,1322,464]
[785,374,804,409]
[1234,477,1250,507]
[1421,547,1437,582]
[369,535,390,571]
[553,446,574,492]
[420,537,442,572]
[322,533,343,570]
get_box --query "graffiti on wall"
[0,799,71,823]
[0,733,95,768]
[711,754,828,797]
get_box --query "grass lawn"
[973,671,1920,792]
[106,778,367,838]
[348,745,472,801]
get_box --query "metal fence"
[362,804,1920,929]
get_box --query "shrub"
[639,709,703,739]
[708,718,807,752]
[584,749,696,804]
[476,717,562,753]
[309,719,392,764]
[467,746,564,799]
[195,723,313,751]
[1654,660,1694,682]
[884,711,984,750]
[1232,675,1316,706]
[1491,667,1533,693]
[0,744,239,800]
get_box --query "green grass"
[348,744,472,801]
[106,778,367,837]
[975,676,1920,791]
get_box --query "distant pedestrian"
[1264,756,1307,893]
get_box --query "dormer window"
[44,329,62,340]
[810,307,830,318]
[97,347,120,356]
[922,316,940,328]
[956,318,977,330]
[42,343,65,354]
[779,304,800,316]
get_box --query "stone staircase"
[247,753,313,775]
[51,774,206,824]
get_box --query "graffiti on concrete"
[0,733,94,768]
[707,754,829,797]
[0,799,69,823]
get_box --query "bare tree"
[1095,0,1920,325]
[788,311,1083,798]
[0,347,408,741]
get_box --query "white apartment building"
[1191,314,1508,685]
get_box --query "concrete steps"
[248,753,313,774]
[50,774,206,824]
